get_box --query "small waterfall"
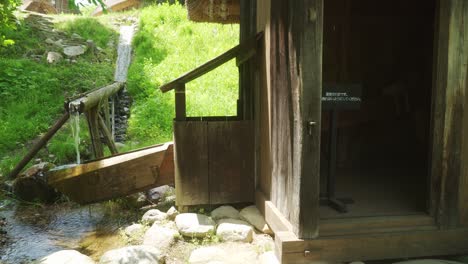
[114,25,135,82]
[69,109,81,164]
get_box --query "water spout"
[69,108,81,164]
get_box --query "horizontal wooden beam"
[67,82,125,114]
[276,229,468,264]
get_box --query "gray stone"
[188,246,225,264]
[45,38,55,45]
[47,52,62,63]
[216,218,253,242]
[124,223,144,237]
[99,245,164,264]
[146,185,175,202]
[36,250,95,264]
[175,213,215,238]
[166,206,179,220]
[259,251,279,264]
[71,33,83,39]
[143,222,179,252]
[211,205,240,220]
[63,45,86,57]
[239,205,273,234]
[142,209,167,224]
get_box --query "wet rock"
[146,185,174,202]
[239,205,273,234]
[99,245,164,264]
[259,251,279,264]
[142,209,167,224]
[47,52,62,63]
[36,250,95,264]
[13,162,59,203]
[143,222,179,252]
[216,218,253,242]
[166,206,179,220]
[175,213,215,238]
[211,205,240,220]
[63,45,86,57]
[71,33,83,40]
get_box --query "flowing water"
[114,25,135,82]
[69,111,81,164]
[0,203,137,263]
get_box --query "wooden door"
[269,0,323,239]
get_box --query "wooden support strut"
[8,113,70,178]
[175,84,186,121]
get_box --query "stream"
[0,201,138,263]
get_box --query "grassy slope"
[0,14,117,175]
[127,3,239,145]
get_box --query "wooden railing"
[159,32,262,121]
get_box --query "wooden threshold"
[276,229,468,264]
[255,190,467,264]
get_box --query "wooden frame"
[254,0,468,262]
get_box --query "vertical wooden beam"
[86,106,104,158]
[175,83,186,121]
[431,0,468,228]
[296,0,323,239]
[98,114,118,155]
[269,0,323,239]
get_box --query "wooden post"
[98,114,118,155]
[175,83,186,121]
[86,106,104,158]
[8,113,70,178]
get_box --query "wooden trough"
[46,142,174,204]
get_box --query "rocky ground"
[35,197,278,264]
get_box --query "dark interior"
[320,0,436,218]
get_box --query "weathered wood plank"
[431,0,468,228]
[47,143,174,204]
[276,229,468,264]
[208,121,254,204]
[68,82,124,114]
[175,84,186,121]
[269,0,323,239]
[173,121,209,205]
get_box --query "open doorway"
[320,0,436,218]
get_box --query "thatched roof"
[186,0,240,24]
[92,0,141,16]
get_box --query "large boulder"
[36,250,94,264]
[175,213,215,238]
[239,206,272,234]
[216,218,253,242]
[123,223,145,244]
[143,223,179,252]
[13,162,59,203]
[47,52,62,63]
[99,245,164,264]
[142,209,167,224]
[63,45,86,57]
[211,205,240,220]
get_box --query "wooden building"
[166,0,468,262]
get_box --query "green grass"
[126,3,239,145]
[0,14,118,177]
